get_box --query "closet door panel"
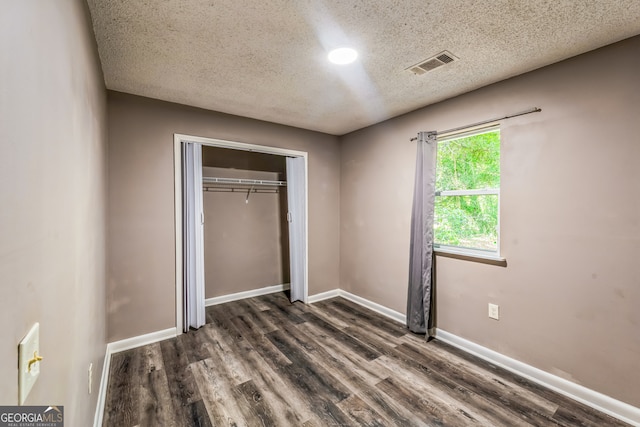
[183,142,206,331]
[286,157,307,303]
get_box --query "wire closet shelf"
[202,177,287,187]
[202,177,287,197]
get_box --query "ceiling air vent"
[407,50,458,75]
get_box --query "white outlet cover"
[488,303,500,320]
[19,323,40,405]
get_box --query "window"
[434,126,501,258]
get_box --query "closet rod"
[202,177,287,187]
[409,107,542,141]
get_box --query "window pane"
[436,130,500,191]
[434,194,498,251]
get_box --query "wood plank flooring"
[103,293,629,426]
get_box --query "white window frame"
[433,125,504,262]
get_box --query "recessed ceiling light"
[328,47,358,65]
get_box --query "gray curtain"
[406,131,437,336]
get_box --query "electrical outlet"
[88,363,93,394]
[488,303,500,320]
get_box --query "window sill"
[434,247,507,267]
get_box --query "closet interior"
[201,146,290,299]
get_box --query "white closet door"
[183,142,206,331]
[286,156,307,303]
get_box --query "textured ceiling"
[86,0,640,135]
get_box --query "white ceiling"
[86,0,640,135]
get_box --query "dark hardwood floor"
[103,293,629,426]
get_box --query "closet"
[201,146,290,300]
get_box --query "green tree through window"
[434,128,500,252]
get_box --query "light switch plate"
[19,323,40,405]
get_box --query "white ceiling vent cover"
[407,51,458,75]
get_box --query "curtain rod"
[410,107,542,141]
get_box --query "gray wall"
[107,92,340,341]
[0,2,107,425]
[340,36,640,407]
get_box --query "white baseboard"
[93,327,177,427]
[308,288,407,325]
[307,289,340,303]
[108,327,178,354]
[435,329,640,426]
[338,290,407,324]
[205,283,289,307]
